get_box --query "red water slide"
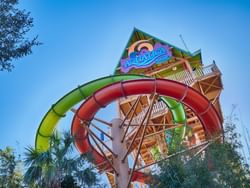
[71,78,222,182]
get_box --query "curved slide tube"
[36,75,141,151]
[162,98,187,154]
[72,78,222,182]
[35,75,186,152]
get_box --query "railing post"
[184,60,196,80]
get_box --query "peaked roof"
[114,28,202,74]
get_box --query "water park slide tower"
[109,28,223,187]
[35,28,223,188]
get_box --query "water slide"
[71,78,222,183]
[162,98,186,154]
[35,75,186,152]
[36,74,222,183]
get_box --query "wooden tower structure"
[103,28,223,187]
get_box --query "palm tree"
[23,131,99,188]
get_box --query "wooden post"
[184,60,195,80]
[111,118,129,188]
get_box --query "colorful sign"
[120,41,172,73]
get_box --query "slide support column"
[111,118,130,188]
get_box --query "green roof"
[114,28,202,75]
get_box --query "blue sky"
[0,0,250,162]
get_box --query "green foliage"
[150,115,250,188]
[24,131,100,188]
[61,175,79,188]
[0,0,40,71]
[0,147,23,188]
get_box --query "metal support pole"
[111,118,129,188]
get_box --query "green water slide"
[162,98,187,154]
[35,75,186,153]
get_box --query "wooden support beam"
[90,122,113,140]
[96,161,109,173]
[192,127,204,133]
[89,133,118,175]
[93,117,112,127]
[136,141,208,171]
[119,94,146,105]
[200,80,222,90]
[212,90,221,105]
[127,124,184,143]
[195,129,205,135]
[204,89,221,101]
[187,116,199,123]
[194,142,210,157]
[197,81,204,95]
[184,59,195,79]
[120,96,142,144]
[185,140,216,164]
[136,136,222,171]
[204,77,218,94]
[126,94,157,188]
[87,127,117,158]
[119,96,141,128]
[124,123,185,127]
[122,94,158,163]
[139,139,156,146]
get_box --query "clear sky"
[0,0,250,162]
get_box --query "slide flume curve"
[71,78,222,183]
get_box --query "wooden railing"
[131,100,168,124]
[166,63,220,85]
[167,69,194,85]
